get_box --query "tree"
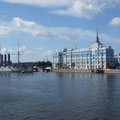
[71,62,75,68]
[56,63,60,69]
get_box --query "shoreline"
[53,69,120,74]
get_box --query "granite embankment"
[53,69,91,73]
[104,69,120,74]
[53,69,120,74]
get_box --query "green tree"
[56,63,61,69]
[71,62,75,68]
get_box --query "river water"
[0,72,120,120]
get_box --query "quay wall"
[104,69,120,74]
[53,69,91,73]
[53,69,120,74]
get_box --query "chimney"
[0,54,3,63]
[4,54,7,63]
[8,54,10,63]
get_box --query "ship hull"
[0,66,12,72]
[12,66,33,73]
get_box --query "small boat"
[23,66,33,73]
[91,68,104,74]
[21,71,25,74]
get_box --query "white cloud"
[12,17,53,39]
[100,33,120,43]
[54,0,120,19]
[37,47,43,51]
[1,17,95,41]
[0,46,35,62]
[4,46,32,55]
[110,17,120,26]
[13,17,36,27]
[0,26,12,35]
[9,46,34,56]
[0,17,120,44]
[53,0,101,19]
[42,50,53,61]
[2,0,120,19]
[0,17,53,39]
[3,0,71,7]
[0,48,9,54]
[42,50,53,56]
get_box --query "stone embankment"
[104,69,120,74]
[53,69,120,74]
[53,69,91,73]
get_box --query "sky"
[0,0,120,62]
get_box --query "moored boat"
[91,68,104,74]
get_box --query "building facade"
[52,32,114,70]
[114,54,120,69]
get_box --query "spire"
[96,27,100,43]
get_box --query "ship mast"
[17,40,20,64]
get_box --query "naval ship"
[12,41,33,73]
[0,42,33,73]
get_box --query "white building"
[52,31,114,69]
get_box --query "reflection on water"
[0,72,120,120]
[0,72,11,78]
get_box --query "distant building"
[114,54,120,69]
[52,31,114,69]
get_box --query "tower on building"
[96,28,100,43]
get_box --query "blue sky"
[0,0,120,62]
